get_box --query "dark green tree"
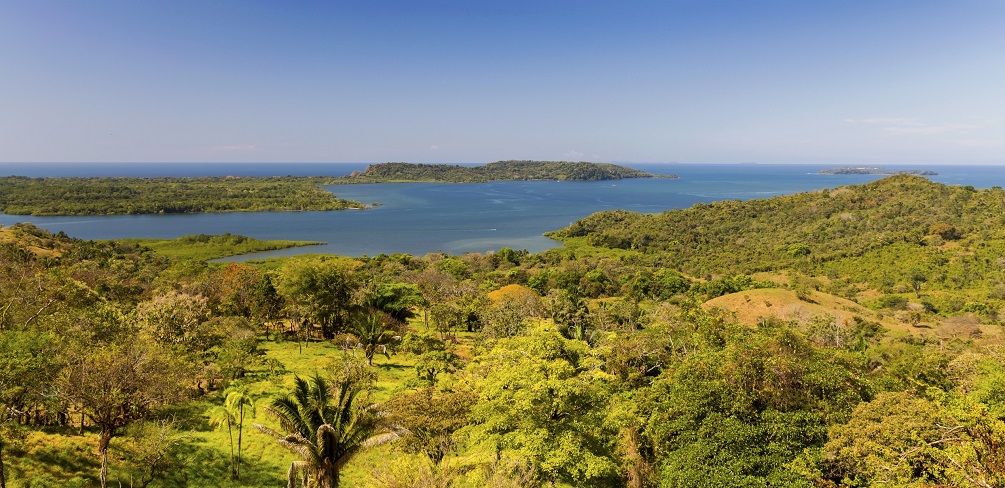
[279,259,360,340]
[255,373,401,488]
[362,282,425,324]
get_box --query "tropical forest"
[3,174,1005,488]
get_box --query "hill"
[339,160,669,182]
[705,287,900,330]
[550,175,999,276]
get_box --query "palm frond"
[262,370,400,486]
[362,430,402,448]
[253,423,284,439]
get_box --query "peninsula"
[338,160,672,183]
[0,176,366,216]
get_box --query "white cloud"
[562,150,584,160]
[429,144,439,150]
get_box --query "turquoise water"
[2,163,1004,258]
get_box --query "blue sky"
[2,1,1003,164]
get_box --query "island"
[0,161,672,216]
[337,160,674,183]
[817,166,938,176]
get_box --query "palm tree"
[350,312,399,366]
[255,373,401,488]
[213,388,256,481]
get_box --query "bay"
[1,163,1003,259]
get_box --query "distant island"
[338,160,674,183]
[818,166,938,176]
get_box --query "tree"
[0,328,62,488]
[279,259,360,340]
[134,291,214,353]
[461,325,620,486]
[255,373,401,488]
[213,388,256,481]
[640,319,870,486]
[384,387,475,465]
[362,282,425,324]
[909,267,928,298]
[217,263,264,318]
[814,391,950,485]
[62,341,188,488]
[124,417,189,488]
[213,318,260,380]
[250,273,285,335]
[545,289,591,342]
[348,312,400,366]
[481,285,543,339]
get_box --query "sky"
[1,1,1003,165]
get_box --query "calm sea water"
[2,163,1004,259]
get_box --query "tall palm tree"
[213,388,256,481]
[255,373,400,488]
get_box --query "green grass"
[114,233,325,261]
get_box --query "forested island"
[0,176,365,216]
[338,160,671,183]
[817,166,938,175]
[4,174,1005,487]
[0,162,667,216]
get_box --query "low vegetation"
[3,174,1005,487]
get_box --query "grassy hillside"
[551,175,1005,291]
[705,287,898,329]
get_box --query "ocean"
[2,163,1003,259]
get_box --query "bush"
[877,295,909,310]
